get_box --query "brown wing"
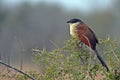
[77,25,98,50]
[88,27,98,44]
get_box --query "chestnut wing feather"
[83,27,98,50]
[88,27,98,44]
[77,25,98,50]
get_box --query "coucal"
[67,18,109,72]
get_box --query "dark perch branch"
[0,60,36,80]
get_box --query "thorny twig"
[110,44,119,62]
[0,60,36,80]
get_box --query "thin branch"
[86,49,93,79]
[0,60,36,80]
[110,44,119,62]
[49,40,59,48]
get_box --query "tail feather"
[94,49,109,72]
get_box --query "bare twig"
[49,40,59,48]
[19,40,24,71]
[110,44,119,62]
[86,49,93,79]
[7,50,11,72]
[32,49,41,53]
[0,60,36,80]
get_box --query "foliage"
[1,37,119,80]
[32,37,120,80]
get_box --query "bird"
[67,18,109,72]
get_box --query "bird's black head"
[67,18,84,24]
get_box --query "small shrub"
[32,37,120,80]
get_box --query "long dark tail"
[94,49,109,72]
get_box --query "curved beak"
[67,20,71,23]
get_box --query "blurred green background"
[0,0,120,71]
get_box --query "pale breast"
[70,24,77,37]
